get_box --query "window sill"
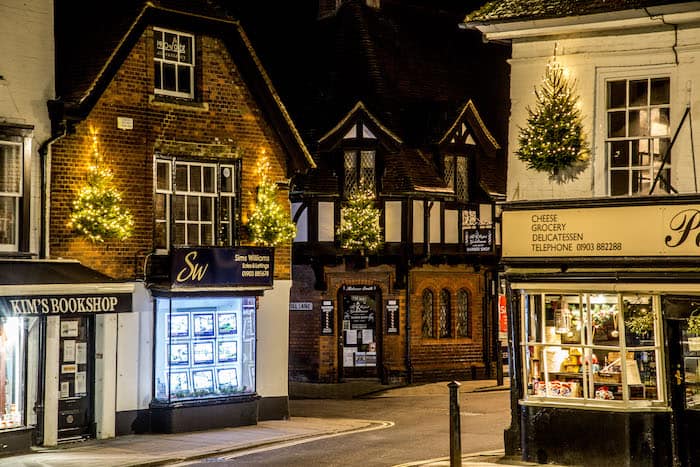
[520,398,670,412]
[149,95,209,112]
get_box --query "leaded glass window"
[439,289,451,337]
[422,289,434,338]
[457,289,471,338]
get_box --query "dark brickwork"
[289,262,489,383]
[49,29,293,281]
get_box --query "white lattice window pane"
[344,151,357,195]
[456,156,468,201]
[360,150,376,192]
[443,155,454,187]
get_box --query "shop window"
[154,296,256,402]
[606,77,670,196]
[422,289,434,338]
[456,289,471,338]
[154,28,195,99]
[439,289,451,337]
[523,292,662,406]
[155,158,239,251]
[0,317,37,429]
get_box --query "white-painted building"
[465,1,700,466]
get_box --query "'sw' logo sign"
[176,251,209,282]
[665,209,700,247]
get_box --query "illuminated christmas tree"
[247,151,296,246]
[69,131,134,242]
[517,61,589,182]
[336,189,382,255]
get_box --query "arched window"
[457,289,471,338]
[439,289,451,337]
[422,289,434,338]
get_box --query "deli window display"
[154,296,256,402]
[522,292,663,406]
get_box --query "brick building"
[235,0,511,384]
[0,0,312,454]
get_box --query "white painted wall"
[43,316,59,446]
[318,202,335,242]
[0,0,55,255]
[95,314,117,439]
[384,200,402,242]
[116,283,153,415]
[256,280,291,398]
[504,22,700,201]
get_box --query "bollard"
[448,381,462,467]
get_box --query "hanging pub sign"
[171,247,273,288]
[464,228,493,253]
[386,299,399,335]
[1,293,132,316]
[320,300,334,335]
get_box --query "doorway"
[664,296,700,466]
[57,316,94,441]
[338,285,382,380]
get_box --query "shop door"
[338,287,381,380]
[57,316,94,441]
[666,316,700,466]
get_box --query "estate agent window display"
[521,292,664,407]
[154,296,256,402]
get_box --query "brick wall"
[408,265,487,382]
[50,29,293,280]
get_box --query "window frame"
[0,140,22,252]
[443,154,469,202]
[519,289,666,410]
[153,27,195,99]
[595,66,675,197]
[154,157,240,253]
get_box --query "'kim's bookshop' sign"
[172,247,273,288]
[2,293,132,316]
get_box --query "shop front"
[502,198,700,467]
[148,246,273,433]
[0,260,133,455]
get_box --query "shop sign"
[342,285,378,292]
[464,228,493,253]
[1,293,132,316]
[290,302,313,311]
[498,294,508,340]
[386,299,399,334]
[171,247,273,288]
[503,204,700,258]
[320,300,334,335]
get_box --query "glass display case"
[154,296,256,402]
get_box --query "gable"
[438,100,500,156]
[318,101,402,152]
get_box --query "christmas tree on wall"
[69,130,134,242]
[517,61,589,183]
[247,151,296,247]
[336,189,383,255]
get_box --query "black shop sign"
[171,247,273,288]
[320,300,334,335]
[386,299,399,334]
[1,293,132,316]
[464,228,493,253]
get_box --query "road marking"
[169,420,394,465]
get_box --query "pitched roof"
[465,0,693,23]
[53,0,314,172]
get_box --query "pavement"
[0,377,553,467]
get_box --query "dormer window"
[154,28,195,99]
[344,150,375,196]
[444,155,468,202]
[341,121,377,196]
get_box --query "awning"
[0,260,117,285]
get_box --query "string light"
[247,149,296,247]
[336,189,383,254]
[68,128,134,242]
[516,61,589,183]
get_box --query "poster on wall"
[218,313,237,335]
[320,300,334,335]
[75,371,87,395]
[63,340,76,362]
[76,342,87,365]
[60,320,79,338]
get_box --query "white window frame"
[0,140,22,252]
[594,65,676,197]
[153,28,195,99]
[517,287,667,411]
[154,158,238,252]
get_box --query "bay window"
[522,292,663,406]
